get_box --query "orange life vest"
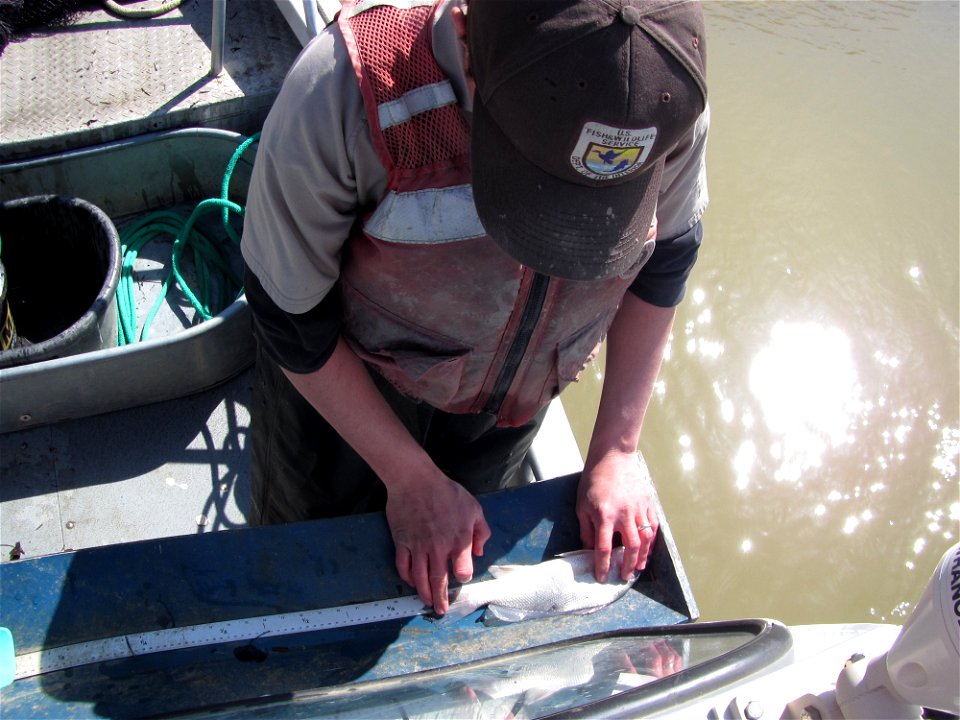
[338,0,643,426]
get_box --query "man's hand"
[280,340,491,616]
[576,450,659,582]
[386,472,491,615]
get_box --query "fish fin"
[484,604,531,624]
[432,600,481,627]
[432,586,483,627]
[487,563,527,579]
[490,550,590,575]
[570,605,605,616]
[555,549,593,559]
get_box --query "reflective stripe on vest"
[378,81,458,130]
[364,185,486,244]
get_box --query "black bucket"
[0,195,121,369]
[0,256,17,350]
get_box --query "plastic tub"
[0,128,256,433]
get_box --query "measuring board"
[0,475,696,720]
[7,595,428,682]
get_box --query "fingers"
[409,550,433,609]
[386,478,490,614]
[451,512,492,585]
[593,546,612,583]
[402,548,454,615]
[397,514,491,615]
[451,544,475,585]
[620,515,658,577]
[472,516,492,558]
[647,639,683,678]
[588,515,660,582]
[429,558,450,616]
[449,514,492,584]
[592,520,614,582]
[634,518,659,572]
[620,525,642,581]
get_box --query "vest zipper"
[485,272,551,416]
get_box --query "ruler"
[12,594,428,681]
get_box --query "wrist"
[378,451,447,495]
[584,441,638,471]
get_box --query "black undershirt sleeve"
[628,220,703,307]
[244,264,342,374]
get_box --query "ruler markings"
[14,595,428,680]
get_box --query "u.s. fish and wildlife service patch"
[570,122,657,181]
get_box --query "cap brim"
[471,94,662,281]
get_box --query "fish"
[457,641,609,701]
[440,547,638,624]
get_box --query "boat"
[1,470,957,719]
[0,3,957,719]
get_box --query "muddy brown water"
[561,0,959,625]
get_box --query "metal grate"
[0,0,302,161]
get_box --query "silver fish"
[442,547,638,624]
[459,641,609,701]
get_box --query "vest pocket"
[341,282,471,407]
[555,308,616,392]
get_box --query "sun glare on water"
[749,321,862,484]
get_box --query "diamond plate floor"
[0,0,303,161]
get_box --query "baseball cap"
[468,0,707,281]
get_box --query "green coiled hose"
[116,132,259,346]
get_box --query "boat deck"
[0,0,302,160]
[0,0,304,560]
[0,370,584,562]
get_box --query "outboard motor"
[835,542,960,718]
